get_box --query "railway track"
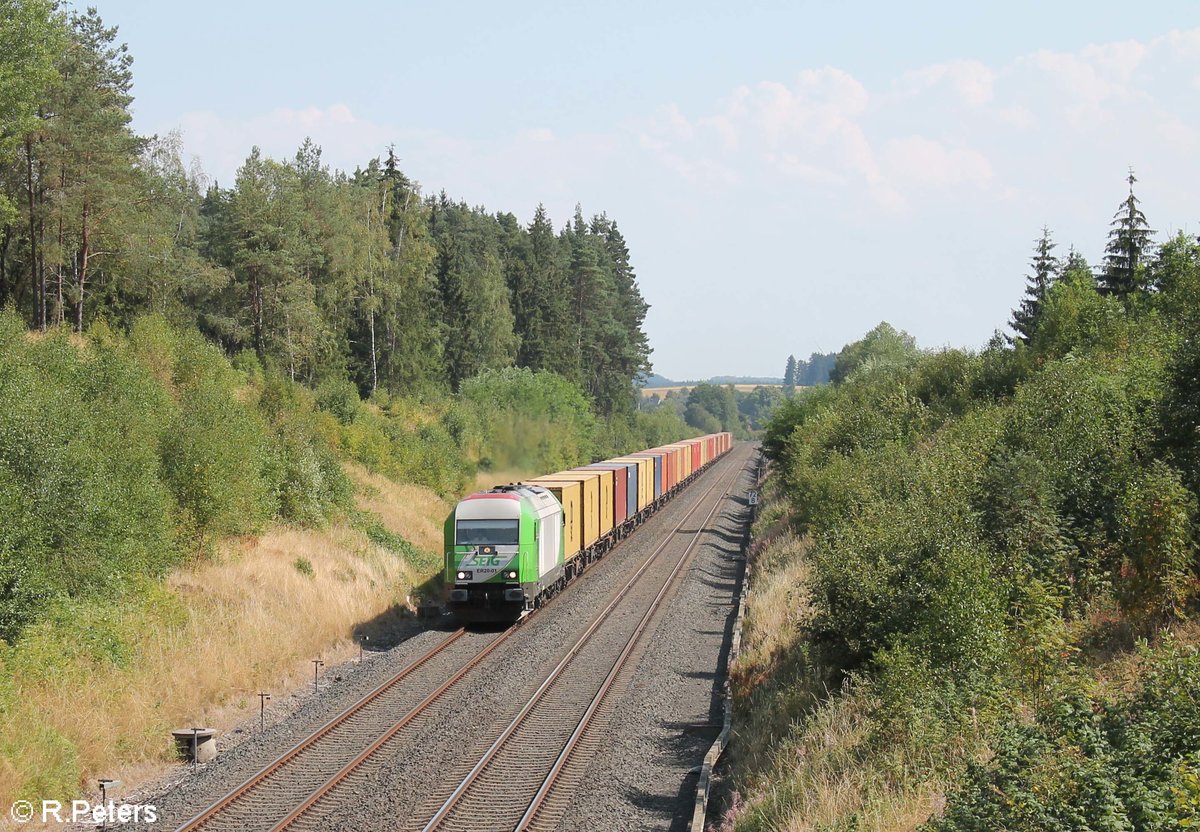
[172,627,513,831]
[413,448,749,832]
[172,446,747,832]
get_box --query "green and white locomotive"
[444,485,564,621]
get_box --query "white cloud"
[884,137,993,189]
[1019,48,1122,109]
[1162,28,1200,57]
[173,104,401,184]
[898,60,996,106]
[147,24,1200,380]
[169,25,1192,223]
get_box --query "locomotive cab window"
[456,519,519,545]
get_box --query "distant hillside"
[709,375,784,385]
[639,383,784,399]
[638,374,784,387]
[639,373,677,387]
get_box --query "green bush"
[460,366,596,472]
[161,332,275,540]
[0,312,354,643]
[1117,461,1197,625]
[929,640,1200,831]
[0,315,176,640]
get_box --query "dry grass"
[726,515,942,831]
[0,469,449,812]
[738,531,812,678]
[347,462,450,552]
[736,692,944,831]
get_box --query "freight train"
[444,433,733,621]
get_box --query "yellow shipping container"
[568,468,614,538]
[668,443,693,479]
[533,472,601,548]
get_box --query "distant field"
[640,383,784,398]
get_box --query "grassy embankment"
[0,468,448,807]
[729,485,1200,830]
[0,311,465,808]
[717,241,1200,830]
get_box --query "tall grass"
[727,499,951,831]
[0,473,448,809]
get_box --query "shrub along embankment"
[721,239,1200,829]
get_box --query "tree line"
[782,351,836,388]
[0,3,651,416]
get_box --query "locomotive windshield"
[456,519,519,546]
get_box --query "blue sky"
[95,1,1200,379]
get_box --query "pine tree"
[1100,169,1154,298]
[50,8,143,330]
[1010,227,1058,343]
[376,148,440,392]
[430,195,516,388]
[784,354,797,388]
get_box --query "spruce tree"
[784,354,797,388]
[1100,169,1154,298]
[1010,227,1058,343]
[527,204,574,378]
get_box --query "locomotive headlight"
[505,570,518,580]
[456,570,472,580]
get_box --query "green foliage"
[258,374,352,523]
[0,312,175,639]
[613,407,698,455]
[685,382,743,436]
[748,233,1200,824]
[731,181,1200,830]
[1028,267,1129,360]
[738,385,785,432]
[0,311,353,643]
[1010,227,1059,344]
[1,6,655,421]
[910,348,980,422]
[829,321,919,384]
[930,640,1200,831]
[157,324,275,540]
[1150,233,1200,322]
[1161,310,1200,496]
[1116,461,1197,624]
[293,557,314,577]
[0,0,61,228]
[1100,171,1155,299]
[459,366,595,472]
